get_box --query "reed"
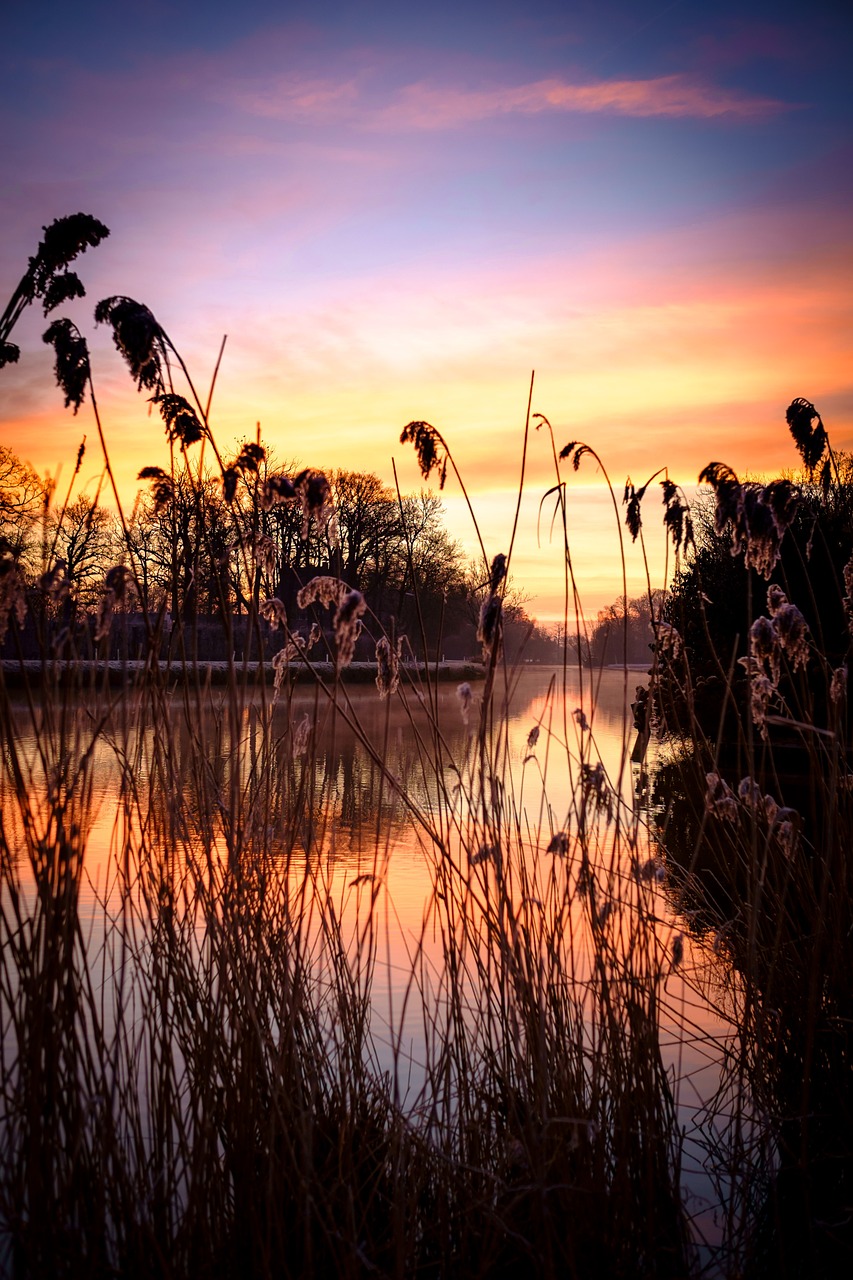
[0,638,692,1276]
[2,220,850,1277]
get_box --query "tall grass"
[648,434,853,1277]
[0,415,693,1276]
[2,225,850,1275]
[0,653,692,1276]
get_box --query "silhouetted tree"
[50,495,116,613]
[586,591,664,668]
[0,446,46,567]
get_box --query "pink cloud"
[219,61,784,130]
[377,73,785,128]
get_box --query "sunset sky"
[2,0,851,621]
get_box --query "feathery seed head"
[786,397,826,471]
[291,713,312,758]
[750,615,779,672]
[41,271,86,315]
[95,296,167,393]
[773,602,809,670]
[260,598,288,631]
[334,589,366,669]
[582,761,612,819]
[375,634,404,699]
[152,393,205,447]
[623,479,646,542]
[762,479,799,533]
[699,461,742,538]
[94,595,115,643]
[222,467,239,503]
[477,593,502,660]
[705,772,738,822]
[654,621,683,659]
[771,806,799,857]
[296,576,362,668]
[294,468,337,543]
[661,480,693,554]
[766,584,787,616]
[261,474,297,511]
[830,665,847,704]
[42,318,90,412]
[488,553,507,592]
[30,214,109,292]
[138,466,173,512]
[237,441,265,473]
[671,933,684,970]
[253,534,277,578]
[737,777,764,812]
[0,555,28,645]
[400,421,448,488]
[39,561,70,604]
[297,576,346,611]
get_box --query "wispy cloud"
[222,67,784,129]
[375,73,785,128]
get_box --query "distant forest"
[581,591,662,668]
[0,445,562,664]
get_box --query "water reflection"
[1,667,739,1264]
[1,669,638,852]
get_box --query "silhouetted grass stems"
[645,413,853,1273]
[0,417,696,1278]
[1,664,690,1277]
[5,225,850,1273]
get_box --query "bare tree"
[586,591,664,667]
[0,446,46,567]
[50,495,117,612]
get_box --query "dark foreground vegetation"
[1,217,851,1277]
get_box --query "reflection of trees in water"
[304,729,404,836]
[133,671,641,864]
[284,693,475,849]
[651,753,853,1275]
[2,671,642,874]
[3,675,733,1271]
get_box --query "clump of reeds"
[640,401,853,1276]
[12,221,844,1277]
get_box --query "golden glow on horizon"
[2,209,851,623]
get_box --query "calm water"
[1,667,736,1255]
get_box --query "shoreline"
[0,657,488,689]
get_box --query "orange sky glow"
[2,1,851,623]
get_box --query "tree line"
[0,444,560,664]
[0,215,565,667]
[581,591,664,668]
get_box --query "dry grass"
[2,233,850,1275]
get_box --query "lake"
[0,664,742,1271]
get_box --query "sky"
[1,0,851,622]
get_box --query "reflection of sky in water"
[2,670,735,1248]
